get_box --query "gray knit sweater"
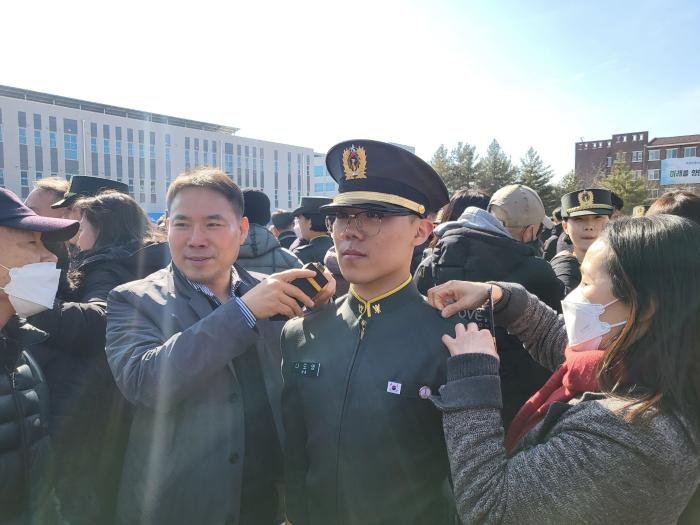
[433,282,700,524]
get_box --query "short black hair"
[271,209,294,230]
[553,207,562,222]
[302,213,327,232]
[242,189,271,225]
[167,168,244,217]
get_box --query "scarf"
[504,346,604,452]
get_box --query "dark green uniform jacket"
[293,235,333,265]
[281,279,458,525]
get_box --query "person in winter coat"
[292,197,333,264]
[238,189,302,275]
[428,214,700,524]
[0,187,80,524]
[414,185,564,428]
[28,190,170,525]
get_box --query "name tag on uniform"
[292,361,321,377]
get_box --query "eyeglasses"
[325,210,414,237]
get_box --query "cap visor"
[320,200,412,214]
[50,193,77,209]
[566,208,613,218]
[15,215,80,242]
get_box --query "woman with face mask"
[27,190,169,525]
[426,215,700,524]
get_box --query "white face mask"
[561,286,626,351]
[0,262,61,318]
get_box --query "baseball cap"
[0,188,79,241]
[488,184,546,228]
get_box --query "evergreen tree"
[474,139,518,195]
[596,161,650,214]
[554,170,583,202]
[518,147,557,213]
[431,142,479,193]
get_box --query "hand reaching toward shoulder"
[442,322,498,359]
[427,280,503,318]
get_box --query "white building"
[311,153,338,198]
[0,85,314,216]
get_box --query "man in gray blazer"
[105,168,333,525]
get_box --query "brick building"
[575,131,700,201]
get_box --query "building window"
[0,168,4,187]
[622,135,628,142]
[19,127,27,146]
[20,171,29,198]
[64,133,78,161]
[632,170,642,180]
[314,183,325,193]
[314,166,324,177]
[150,144,156,159]
[684,146,697,157]
[606,156,612,168]
[91,137,98,154]
[128,142,134,157]
[648,150,660,161]
[116,140,122,156]
[647,169,660,181]
[650,188,660,199]
[49,131,57,149]
[34,130,42,147]
[103,138,110,154]
[632,151,642,162]
[666,148,678,159]
[35,171,43,180]
[139,144,145,159]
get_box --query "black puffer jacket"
[27,241,170,525]
[413,208,564,428]
[0,317,55,524]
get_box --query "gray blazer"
[105,264,285,525]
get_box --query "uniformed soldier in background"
[281,140,459,525]
[291,197,333,264]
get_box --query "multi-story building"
[311,153,338,198]
[575,131,700,201]
[0,85,314,216]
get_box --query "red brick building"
[575,131,700,201]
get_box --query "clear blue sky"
[4,0,699,180]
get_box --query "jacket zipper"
[334,317,366,521]
[9,368,31,510]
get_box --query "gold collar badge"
[342,144,368,180]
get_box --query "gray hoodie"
[435,206,512,239]
[237,223,302,276]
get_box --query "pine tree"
[430,142,478,193]
[596,161,650,214]
[518,147,558,213]
[474,139,518,196]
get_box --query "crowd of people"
[0,138,698,525]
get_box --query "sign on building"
[661,157,700,186]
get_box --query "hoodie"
[237,223,302,276]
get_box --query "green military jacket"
[281,278,459,525]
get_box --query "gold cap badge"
[578,190,594,208]
[342,145,367,180]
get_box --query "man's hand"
[427,280,503,318]
[442,322,499,359]
[241,268,330,320]
[308,269,336,308]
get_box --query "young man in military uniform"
[292,196,333,264]
[550,188,613,294]
[281,140,460,524]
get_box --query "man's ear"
[562,220,570,236]
[412,217,434,247]
[239,216,250,245]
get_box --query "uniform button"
[228,393,239,403]
[228,452,240,464]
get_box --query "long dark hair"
[437,189,490,223]
[75,190,153,252]
[598,215,700,420]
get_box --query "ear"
[562,220,570,236]
[238,216,250,245]
[412,217,434,247]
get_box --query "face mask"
[0,262,61,318]
[561,286,626,351]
